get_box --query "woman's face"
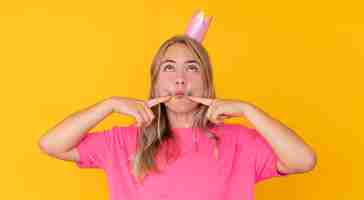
[155,43,204,113]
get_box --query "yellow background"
[1,0,362,199]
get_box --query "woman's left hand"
[186,96,247,124]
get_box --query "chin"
[164,101,199,113]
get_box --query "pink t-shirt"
[75,122,288,200]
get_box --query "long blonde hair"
[129,35,220,183]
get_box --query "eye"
[187,65,199,72]
[163,64,175,71]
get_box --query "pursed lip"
[174,90,185,95]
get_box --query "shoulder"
[107,123,139,146]
[214,122,258,138]
[213,122,261,145]
[103,123,140,157]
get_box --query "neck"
[166,108,198,128]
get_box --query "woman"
[38,11,316,200]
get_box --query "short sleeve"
[75,128,111,169]
[251,128,288,183]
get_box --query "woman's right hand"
[108,96,172,128]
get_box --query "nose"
[174,71,186,86]
[175,78,185,85]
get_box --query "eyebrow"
[160,59,199,65]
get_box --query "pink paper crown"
[184,10,213,43]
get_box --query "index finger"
[147,96,172,108]
[186,96,215,106]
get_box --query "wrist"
[102,97,117,113]
[238,100,252,115]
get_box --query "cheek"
[158,73,175,83]
[155,76,174,95]
[189,76,204,89]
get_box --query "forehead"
[162,43,197,60]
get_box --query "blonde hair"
[129,34,220,183]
